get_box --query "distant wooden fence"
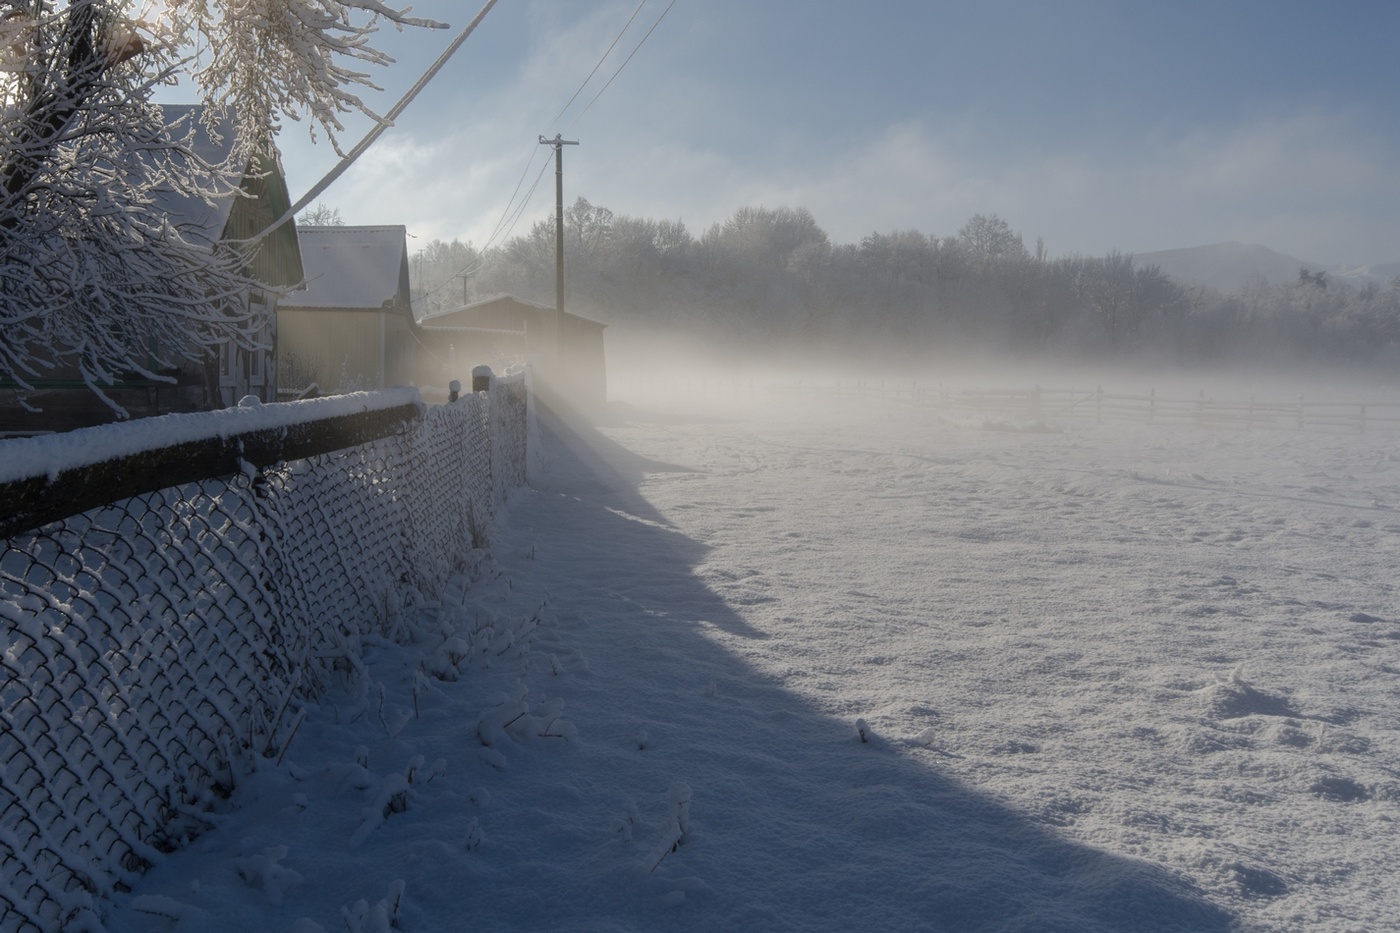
[744,379,1400,434]
[917,386,1400,433]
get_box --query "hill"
[1137,242,1400,292]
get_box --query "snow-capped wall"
[0,375,530,932]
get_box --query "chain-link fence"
[0,374,529,932]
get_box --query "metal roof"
[420,294,607,328]
[146,105,304,286]
[283,226,412,312]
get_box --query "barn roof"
[146,105,237,246]
[282,226,412,314]
[147,104,303,286]
[420,294,606,329]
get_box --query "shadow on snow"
[493,401,1234,933]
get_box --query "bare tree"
[957,212,1027,267]
[299,202,346,227]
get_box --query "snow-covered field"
[104,373,1400,932]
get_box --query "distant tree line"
[408,200,1400,367]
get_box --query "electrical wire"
[420,0,680,307]
[546,0,649,130]
[254,0,500,242]
[418,154,552,305]
[563,0,678,134]
[477,147,549,254]
[463,0,652,259]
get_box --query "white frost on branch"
[164,0,447,157]
[0,0,443,411]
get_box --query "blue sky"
[274,1,1400,266]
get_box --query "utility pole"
[539,133,578,373]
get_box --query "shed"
[417,295,607,410]
[277,226,416,394]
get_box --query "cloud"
[739,107,1400,265]
[274,3,1400,269]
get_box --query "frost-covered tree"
[299,201,345,226]
[0,0,441,411]
[958,212,1027,267]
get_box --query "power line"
[563,0,678,134]
[547,0,649,130]
[468,0,651,257]
[248,0,501,243]
[479,148,549,252]
[421,0,680,307]
[420,155,553,304]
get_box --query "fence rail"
[0,373,529,932]
[750,378,1400,434]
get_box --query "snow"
[284,227,411,311]
[0,388,420,484]
[99,376,1400,932]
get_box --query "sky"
[268,0,1400,267]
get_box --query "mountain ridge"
[1133,242,1400,293]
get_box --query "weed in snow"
[130,894,210,926]
[476,681,577,747]
[339,879,405,933]
[375,684,412,740]
[404,755,447,786]
[234,844,304,905]
[613,798,644,843]
[649,783,693,872]
[349,773,411,847]
[464,817,485,851]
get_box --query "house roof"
[420,294,607,329]
[147,104,304,286]
[147,105,238,246]
[283,226,412,313]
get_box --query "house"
[0,105,304,433]
[153,105,305,408]
[416,295,607,410]
[276,226,416,395]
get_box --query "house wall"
[409,328,529,389]
[278,309,414,393]
[418,297,608,411]
[557,316,607,410]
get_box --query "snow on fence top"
[0,390,425,540]
[0,387,421,486]
[0,376,529,932]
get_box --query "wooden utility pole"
[539,134,578,369]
